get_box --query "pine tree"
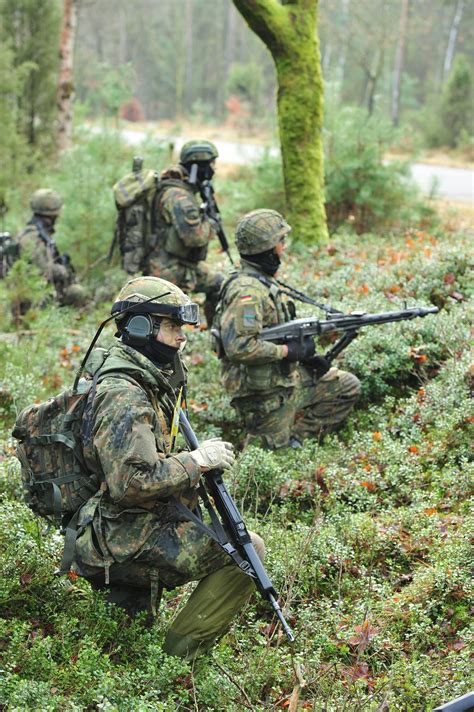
[0,0,61,149]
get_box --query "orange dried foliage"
[360,480,376,491]
[372,431,382,441]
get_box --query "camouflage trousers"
[74,517,264,660]
[233,366,361,449]
[148,250,224,325]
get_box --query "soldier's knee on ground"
[338,370,362,400]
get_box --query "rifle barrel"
[260,307,439,342]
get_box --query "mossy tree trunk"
[233,0,328,243]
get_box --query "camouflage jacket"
[158,179,216,264]
[16,218,74,296]
[78,342,201,563]
[218,261,297,396]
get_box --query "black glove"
[285,337,316,363]
[302,354,331,378]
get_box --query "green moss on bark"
[233,0,328,244]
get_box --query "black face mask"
[184,161,214,184]
[132,339,178,368]
[197,162,214,183]
[241,248,281,276]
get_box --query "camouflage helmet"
[235,209,291,255]
[112,276,199,326]
[30,189,63,217]
[179,140,218,165]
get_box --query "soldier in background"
[148,140,224,325]
[214,209,361,449]
[15,189,85,309]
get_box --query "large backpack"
[111,164,161,275]
[12,375,101,525]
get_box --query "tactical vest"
[213,269,297,395]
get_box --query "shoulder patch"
[240,295,254,303]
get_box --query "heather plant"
[0,133,472,709]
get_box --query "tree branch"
[232,0,287,51]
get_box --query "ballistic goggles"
[111,299,200,326]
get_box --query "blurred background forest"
[1,0,473,161]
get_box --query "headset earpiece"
[122,314,154,346]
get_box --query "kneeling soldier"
[15,189,85,309]
[73,276,264,659]
[215,209,361,449]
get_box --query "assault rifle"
[260,306,439,363]
[178,408,295,643]
[200,179,235,265]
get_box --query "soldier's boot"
[164,533,265,660]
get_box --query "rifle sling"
[170,494,256,579]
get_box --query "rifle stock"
[178,409,295,642]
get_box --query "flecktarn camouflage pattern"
[148,176,223,324]
[218,259,361,448]
[69,279,261,657]
[30,189,63,216]
[15,202,85,308]
[235,209,291,255]
[179,140,218,164]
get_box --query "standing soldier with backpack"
[14,189,86,309]
[14,276,264,660]
[112,141,225,325]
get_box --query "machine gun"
[178,408,295,643]
[199,179,235,265]
[260,306,439,363]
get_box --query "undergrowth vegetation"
[0,133,472,710]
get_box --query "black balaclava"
[241,247,281,277]
[133,340,178,369]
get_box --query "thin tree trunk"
[174,4,185,118]
[336,0,350,89]
[391,0,410,127]
[233,0,328,244]
[184,0,194,112]
[443,0,464,81]
[225,3,238,75]
[57,0,77,153]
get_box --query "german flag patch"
[240,295,253,302]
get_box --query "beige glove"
[190,437,235,471]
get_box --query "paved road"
[116,128,474,204]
